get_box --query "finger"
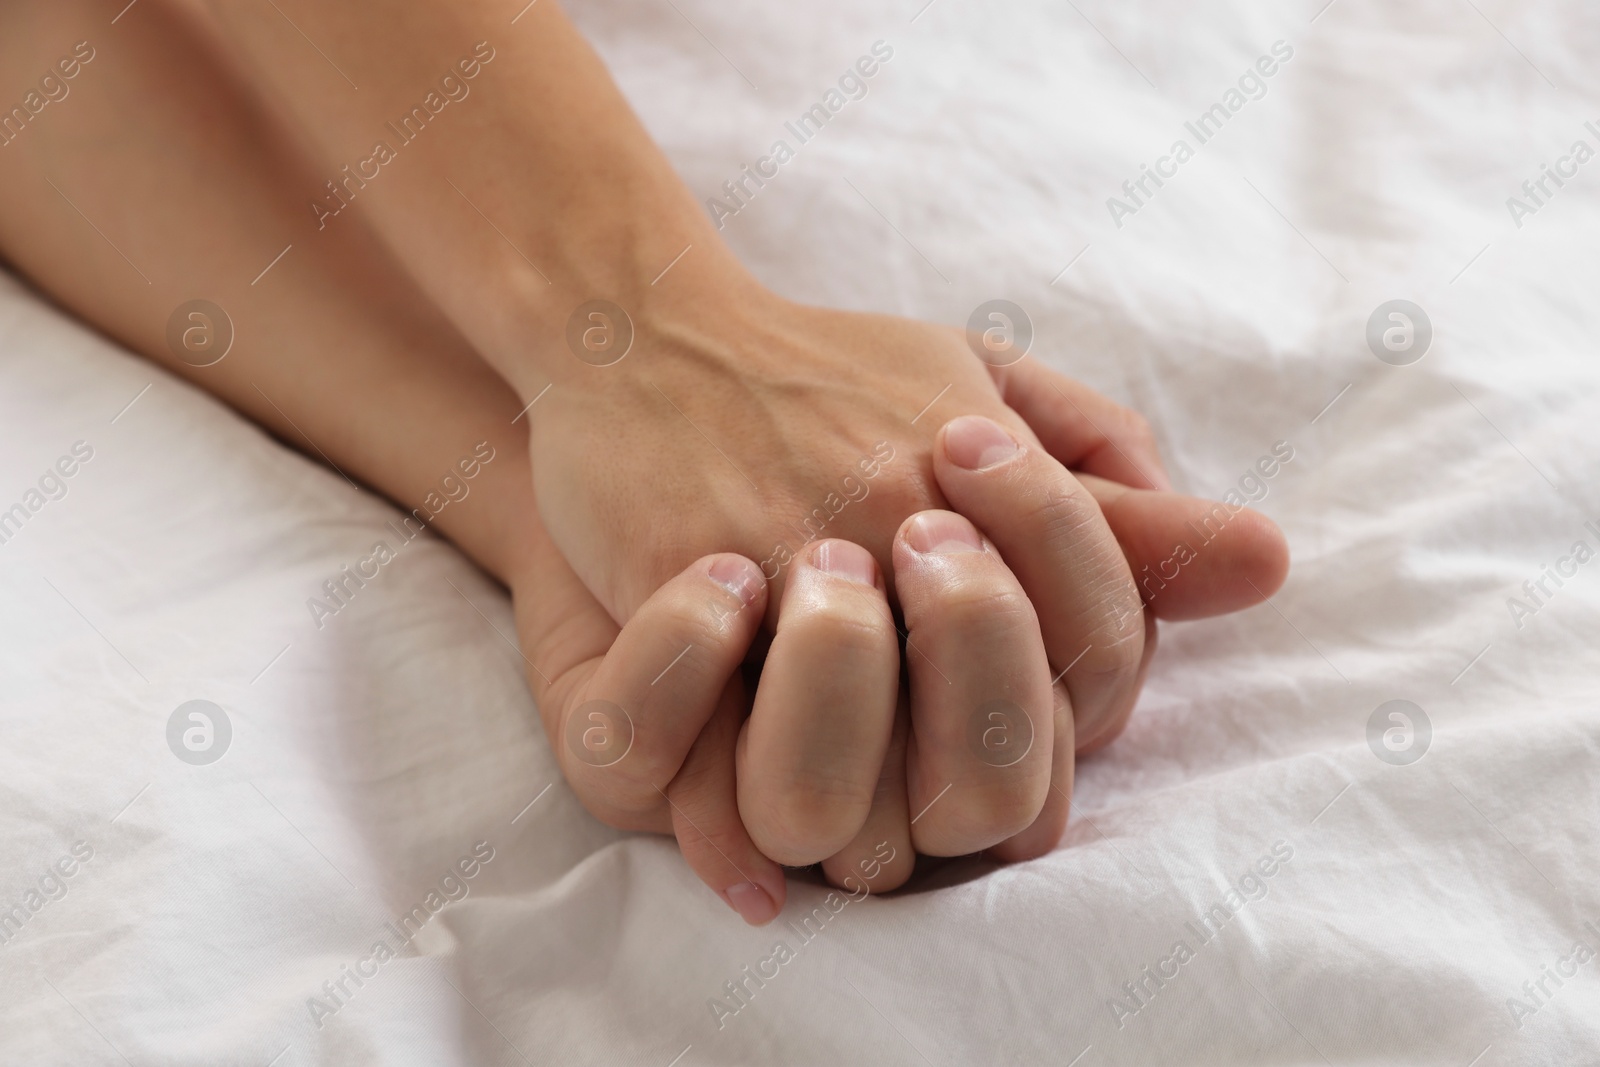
[1077,609,1158,754]
[562,553,768,825]
[933,415,1144,752]
[988,356,1171,490]
[738,539,900,866]
[891,510,1053,857]
[820,694,916,894]
[1079,473,1291,620]
[989,679,1075,862]
[663,674,789,926]
[510,496,621,713]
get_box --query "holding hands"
[0,0,1290,927]
[513,288,1288,923]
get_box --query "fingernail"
[944,416,1019,470]
[809,540,877,586]
[708,555,763,605]
[904,511,984,555]
[722,882,779,926]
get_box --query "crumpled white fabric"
[1,0,1597,1063]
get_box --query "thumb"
[1078,473,1290,621]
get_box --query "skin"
[0,0,1289,924]
[170,0,1169,752]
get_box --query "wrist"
[491,208,768,399]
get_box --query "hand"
[735,453,1289,894]
[505,496,795,924]
[164,0,1284,875]
[529,276,1286,840]
[514,405,1288,921]
[533,281,1170,749]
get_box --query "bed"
[2,0,1596,1063]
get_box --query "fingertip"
[1233,508,1290,600]
[938,414,1022,471]
[719,872,786,926]
[665,678,787,925]
[802,538,881,589]
[897,509,987,557]
[1172,504,1290,617]
[1096,486,1292,621]
[704,552,768,611]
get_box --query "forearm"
[0,0,534,582]
[187,0,752,400]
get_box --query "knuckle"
[788,600,896,659]
[680,607,746,657]
[928,583,1038,637]
[1078,627,1144,682]
[745,778,870,865]
[660,590,754,651]
[1066,583,1144,679]
[1026,482,1099,547]
[926,779,1046,850]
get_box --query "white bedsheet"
[3,0,1598,1063]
